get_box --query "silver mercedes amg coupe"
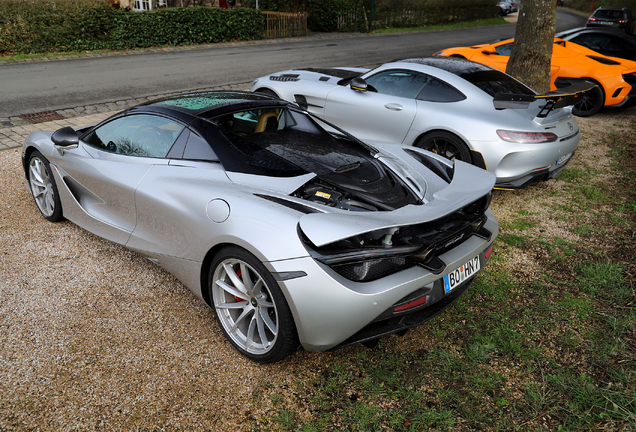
[250,57,583,189]
[23,92,498,363]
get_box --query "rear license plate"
[443,256,480,293]
[600,21,613,25]
[557,152,572,165]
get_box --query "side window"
[83,114,184,158]
[495,43,513,56]
[417,77,466,102]
[571,34,609,51]
[604,35,634,53]
[212,108,285,135]
[364,70,430,99]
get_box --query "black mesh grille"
[330,256,415,282]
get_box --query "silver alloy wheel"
[212,258,279,355]
[29,156,55,217]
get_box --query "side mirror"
[481,46,496,55]
[350,77,368,92]
[51,126,79,149]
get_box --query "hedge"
[0,0,264,55]
[306,0,498,32]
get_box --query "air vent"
[270,75,299,82]
[587,55,620,65]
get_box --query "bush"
[307,0,365,32]
[0,0,263,55]
[111,7,263,49]
[306,0,498,33]
[368,0,498,29]
[0,0,114,54]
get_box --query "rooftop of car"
[133,91,290,118]
[399,56,495,74]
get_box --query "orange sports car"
[435,38,636,116]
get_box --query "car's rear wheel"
[415,131,472,164]
[572,82,604,117]
[256,88,279,98]
[209,246,298,363]
[27,150,63,222]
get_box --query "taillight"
[394,295,428,312]
[497,130,558,143]
[484,245,493,260]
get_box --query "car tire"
[572,82,604,117]
[256,88,279,98]
[27,150,64,222]
[209,246,299,363]
[415,131,473,164]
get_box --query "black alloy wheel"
[572,84,604,117]
[415,131,473,164]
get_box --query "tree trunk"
[506,0,556,94]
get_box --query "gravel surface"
[0,109,633,430]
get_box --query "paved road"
[0,9,586,119]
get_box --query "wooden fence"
[263,11,308,38]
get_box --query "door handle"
[384,103,403,111]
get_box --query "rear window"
[593,9,626,19]
[457,68,536,98]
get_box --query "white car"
[251,57,582,189]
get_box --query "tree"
[506,0,557,94]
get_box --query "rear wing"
[493,82,597,117]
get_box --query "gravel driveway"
[1,108,633,430]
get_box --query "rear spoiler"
[493,82,597,117]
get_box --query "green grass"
[0,49,116,62]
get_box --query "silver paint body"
[250,61,581,185]
[23,130,498,351]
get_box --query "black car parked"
[586,7,636,35]
[556,27,636,62]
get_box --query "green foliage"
[244,0,304,12]
[0,0,263,55]
[0,0,115,54]
[307,0,366,32]
[110,7,263,49]
[368,0,498,30]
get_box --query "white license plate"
[600,21,613,25]
[443,256,480,293]
[557,152,572,165]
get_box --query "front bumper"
[265,209,498,352]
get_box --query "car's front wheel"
[572,83,604,117]
[209,246,298,363]
[27,150,64,222]
[415,131,472,164]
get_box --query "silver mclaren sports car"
[23,91,498,363]
[250,57,583,189]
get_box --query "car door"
[56,113,185,244]
[322,69,424,145]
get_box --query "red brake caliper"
[233,268,243,302]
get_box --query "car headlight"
[497,130,558,143]
[433,51,444,56]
